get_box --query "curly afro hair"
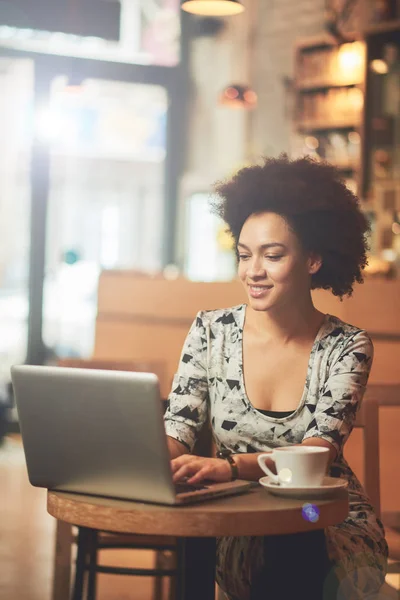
[211,154,370,298]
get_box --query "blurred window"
[0,57,33,383]
[0,0,180,66]
[184,193,236,282]
[41,76,168,357]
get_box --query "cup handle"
[257,453,279,483]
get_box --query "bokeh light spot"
[302,503,320,523]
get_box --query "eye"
[238,254,250,261]
[266,255,283,261]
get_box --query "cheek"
[267,261,294,283]
[268,260,309,286]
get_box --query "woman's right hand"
[171,454,232,484]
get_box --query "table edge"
[47,489,349,537]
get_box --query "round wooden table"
[48,485,348,600]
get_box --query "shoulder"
[321,314,374,362]
[324,314,373,345]
[195,304,246,329]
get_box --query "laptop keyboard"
[174,481,209,494]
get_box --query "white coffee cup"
[257,446,330,487]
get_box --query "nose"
[247,257,266,279]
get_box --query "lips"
[248,284,273,298]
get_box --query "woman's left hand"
[171,455,232,484]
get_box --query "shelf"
[293,29,400,256]
[295,33,360,50]
[333,161,358,171]
[296,80,362,92]
[313,158,358,171]
[365,19,400,35]
[297,120,361,132]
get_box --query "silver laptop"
[11,365,252,505]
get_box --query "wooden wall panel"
[94,323,400,391]
[94,320,189,399]
[313,280,400,335]
[342,281,400,335]
[97,272,246,319]
[97,272,400,333]
[96,273,400,337]
[379,408,400,512]
[369,341,400,384]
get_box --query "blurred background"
[1,0,400,599]
[0,0,399,396]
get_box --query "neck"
[245,292,325,343]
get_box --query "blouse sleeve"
[302,329,374,456]
[164,312,209,452]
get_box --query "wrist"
[216,449,239,481]
[220,458,233,481]
[231,453,240,480]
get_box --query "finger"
[171,455,198,473]
[187,466,213,484]
[172,462,201,482]
[171,459,183,474]
[171,457,189,473]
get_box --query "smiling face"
[237,212,321,312]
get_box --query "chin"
[247,297,273,311]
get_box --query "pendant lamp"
[219,84,257,109]
[218,0,257,110]
[181,0,244,17]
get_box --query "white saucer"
[259,476,348,498]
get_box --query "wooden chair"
[351,385,400,596]
[352,389,381,517]
[52,358,176,600]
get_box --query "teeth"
[251,286,267,291]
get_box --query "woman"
[164,156,388,599]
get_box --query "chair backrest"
[363,384,400,409]
[354,384,400,519]
[354,392,381,518]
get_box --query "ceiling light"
[181,0,244,17]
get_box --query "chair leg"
[153,550,165,600]
[168,561,177,600]
[72,527,90,600]
[87,530,98,600]
[167,548,178,600]
[153,549,178,600]
[52,520,73,600]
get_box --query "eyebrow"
[237,242,286,250]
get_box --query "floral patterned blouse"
[164,304,388,599]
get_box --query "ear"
[307,253,322,275]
